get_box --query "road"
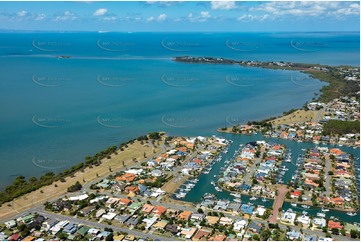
[32,207,176,241]
[324,154,331,197]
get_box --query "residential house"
[165,224,179,235]
[141,204,155,214]
[42,218,59,231]
[180,227,197,239]
[286,230,301,240]
[328,220,343,230]
[205,216,219,225]
[153,205,167,216]
[4,220,16,229]
[118,214,131,224]
[219,217,233,226]
[63,222,78,234]
[79,205,96,216]
[233,219,248,231]
[178,211,192,221]
[190,213,205,222]
[192,229,211,241]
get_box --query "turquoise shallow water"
[0,32,359,191]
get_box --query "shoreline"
[0,137,165,222]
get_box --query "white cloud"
[17,10,27,17]
[93,8,108,16]
[54,11,76,21]
[146,1,181,7]
[187,11,212,22]
[211,1,237,10]
[237,14,271,22]
[35,13,46,21]
[158,13,167,21]
[251,1,359,18]
[147,13,167,22]
[146,16,155,22]
[200,11,210,18]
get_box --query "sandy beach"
[0,140,163,222]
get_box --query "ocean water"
[0,32,359,189]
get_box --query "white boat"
[301,205,310,209]
[347,212,357,216]
[321,208,330,212]
[301,148,306,151]
[250,196,257,201]
[317,212,326,218]
[262,198,267,202]
[233,198,241,203]
[230,193,241,198]
[297,140,302,143]
[291,202,297,207]
[285,158,291,163]
[215,186,222,192]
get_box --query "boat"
[262,198,267,202]
[301,205,310,209]
[291,202,297,207]
[317,212,326,218]
[347,212,357,216]
[214,186,222,192]
[301,148,306,151]
[285,158,291,163]
[321,208,330,212]
[250,196,257,201]
[230,193,241,198]
[233,198,242,203]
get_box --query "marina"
[175,133,360,224]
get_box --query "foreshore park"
[0,56,359,241]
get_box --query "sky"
[0,1,359,32]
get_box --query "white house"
[297,214,310,226]
[233,219,248,231]
[4,220,16,229]
[125,169,143,175]
[312,218,326,228]
[102,212,117,220]
[281,210,296,224]
[67,194,89,201]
